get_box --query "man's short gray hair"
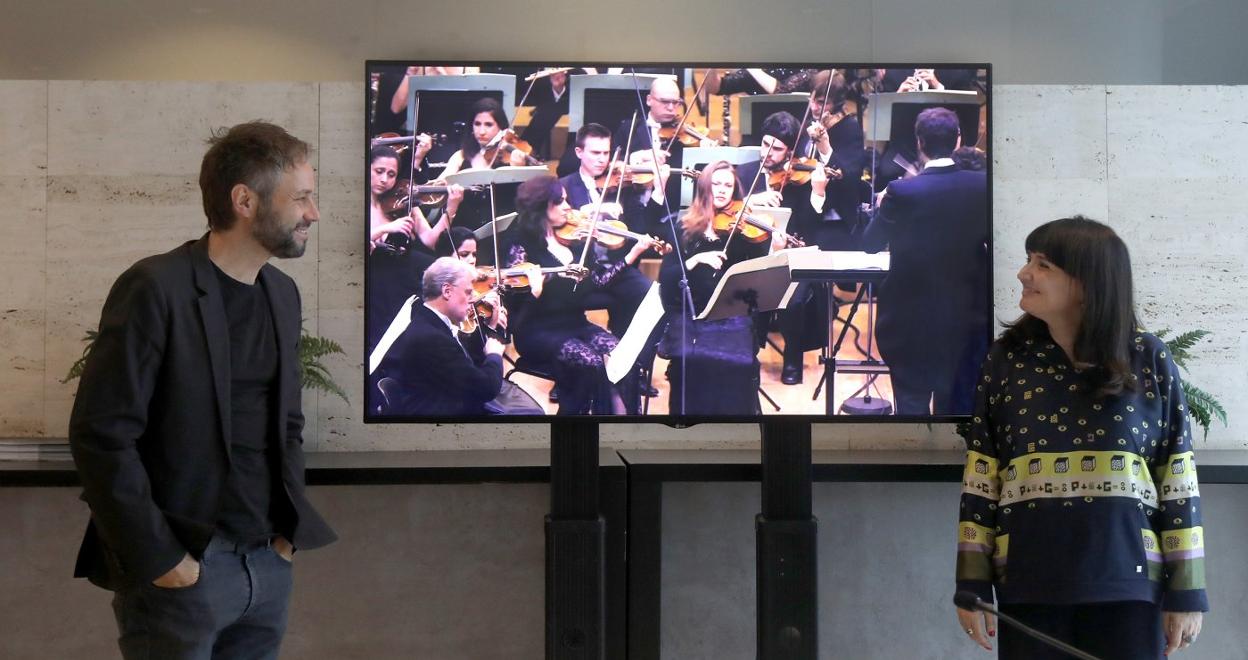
[421,256,475,300]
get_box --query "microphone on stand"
[953,591,1103,660]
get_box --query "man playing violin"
[560,123,628,220]
[736,111,834,385]
[376,256,508,416]
[737,111,829,243]
[796,70,866,241]
[614,78,705,231]
[559,123,663,402]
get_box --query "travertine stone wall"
[2,82,1243,450]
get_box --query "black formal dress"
[658,232,761,416]
[503,236,624,415]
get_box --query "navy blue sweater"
[956,331,1208,612]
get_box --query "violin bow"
[662,72,714,153]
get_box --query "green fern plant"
[1154,328,1227,441]
[60,330,99,384]
[298,330,348,403]
[62,326,349,404]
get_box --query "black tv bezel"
[361,59,993,425]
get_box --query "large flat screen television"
[363,61,991,424]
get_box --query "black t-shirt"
[212,264,288,543]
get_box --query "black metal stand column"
[547,420,605,659]
[757,420,817,659]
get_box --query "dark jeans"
[998,601,1164,660]
[112,536,294,660]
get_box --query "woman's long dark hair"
[512,175,564,250]
[682,160,742,244]
[461,97,510,161]
[1001,216,1139,397]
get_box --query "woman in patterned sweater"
[955,217,1207,658]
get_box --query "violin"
[556,210,672,255]
[594,164,700,192]
[459,268,507,336]
[370,132,449,157]
[481,130,542,167]
[767,157,842,189]
[711,200,806,247]
[658,123,719,148]
[482,263,588,291]
[380,178,478,213]
[806,108,850,144]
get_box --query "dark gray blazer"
[69,236,336,590]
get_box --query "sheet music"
[472,212,518,241]
[786,249,890,273]
[695,250,798,321]
[369,295,417,375]
[443,165,549,188]
[606,284,664,384]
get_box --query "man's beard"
[253,201,307,259]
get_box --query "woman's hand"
[956,605,996,652]
[524,264,544,299]
[686,250,727,271]
[625,235,654,265]
[377,216,415,239]
[1164,611,1203,655]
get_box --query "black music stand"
[787,250,891,416]
[696,251,797,322]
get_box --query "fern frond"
[60,330,100,384]
[297,329,349,404]
[1183,381,1227,441]
[1161,330,1210,369]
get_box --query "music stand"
[472,212,517,243]
[787,250,890,416]
[863,90,981,143]
[697,250,798,321]
[443,164,549,188]
[737,92,811,145]
[567,72,674,134]
[405,73,518,125]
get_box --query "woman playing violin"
[369,145,463,255]
[441,97,531,176]
[657,160,764,416]
[366,145,463,351]
[435,98,530,235]
[502,175,633,415]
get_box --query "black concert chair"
[505,355,560,403]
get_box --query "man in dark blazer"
[377,257,508,416]
[737,110,833,385]
[794,69,866,245]
[69,122,336,660]
[614,76,703,234]
[862,107,990,415]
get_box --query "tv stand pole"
[547,419,604,659]
[757,419,818,659]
